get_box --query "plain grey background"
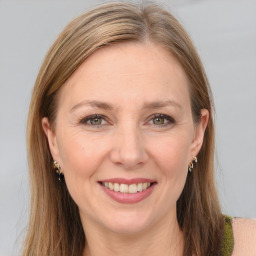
[0,0,255,255]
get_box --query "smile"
[100,182,152,193]
[99,178,157,204]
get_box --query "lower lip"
[100,183,157,204]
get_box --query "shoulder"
[232,217,256,256]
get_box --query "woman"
[23,1,256,255]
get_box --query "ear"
[190,109,209,157]
[42,117,61,163]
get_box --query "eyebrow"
[70,99,182,112]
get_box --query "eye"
[149,114,175,127]
[80,114,107,127]
[79,113,174,128]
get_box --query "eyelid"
[79,113,175,128]
[79,114,108,126]
[147,113,175,127]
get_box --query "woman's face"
[43,42,208,235]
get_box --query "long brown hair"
[24,2,223,255]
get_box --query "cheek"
[150,132,191,197]
[56,132,110,209]
[151,132,191,173]
[56,132,107,183]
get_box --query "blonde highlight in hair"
[24,2,223,255]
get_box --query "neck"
[82,211,184,256]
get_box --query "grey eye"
[80,114,107,126]
[149,114,175,126]
[90,117,103,125]
[153,116,165,125]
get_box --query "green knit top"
[221,215,234,256]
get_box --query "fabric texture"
[221,215,234,256]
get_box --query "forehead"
[58,42,190,110]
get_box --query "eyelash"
[79,113,175,128]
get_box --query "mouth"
[98,178,157,204]
[99,181,156,194]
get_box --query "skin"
[42,42,209,256]
[232,218,256,255]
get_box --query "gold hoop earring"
[53,160,64,182]
[188,156,197,172]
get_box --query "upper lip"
[99,178,156,185]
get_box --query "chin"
[100,210,154,235]
[106,221,150,235]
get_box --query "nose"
[109,125,148,170]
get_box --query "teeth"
[113,183,119,192]
[108,182,114,190]
[102,182,152,193]
[142,183,148,190]
[137,183,143,192]
[129,184,137,193]
[120,184,128,193]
